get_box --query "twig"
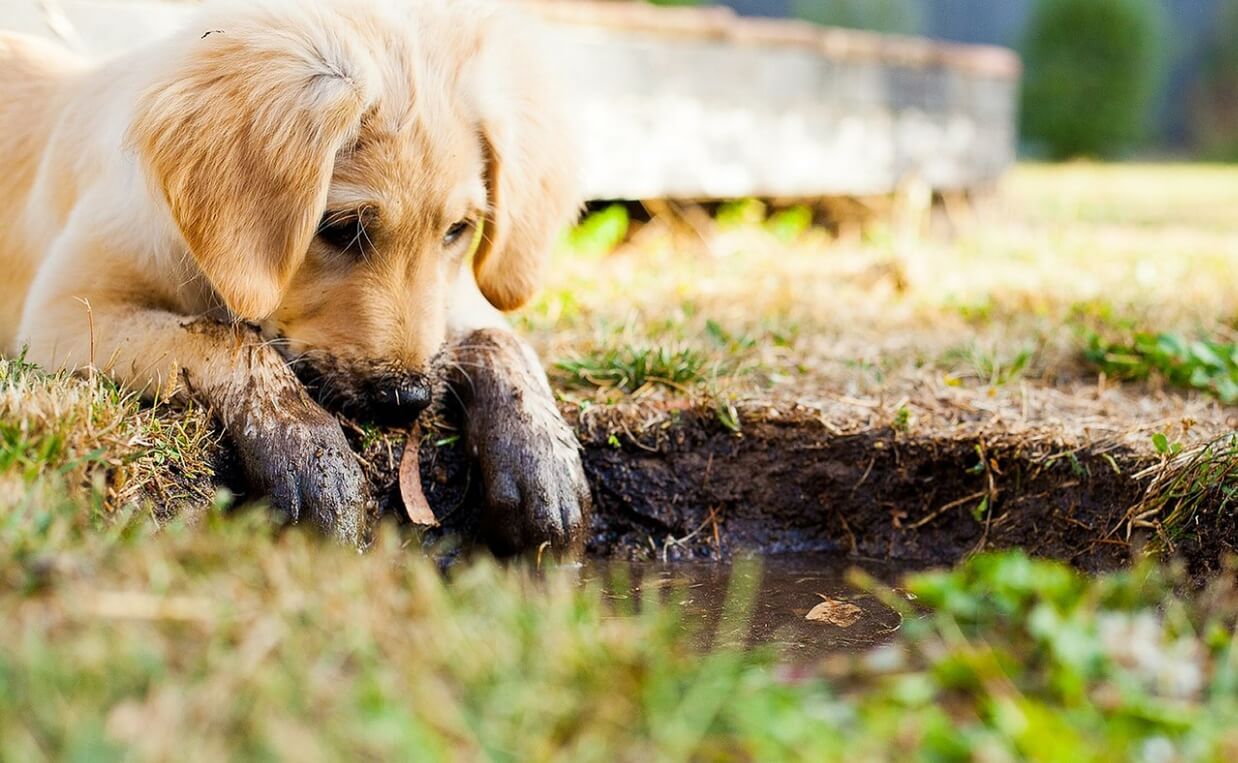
[850,454,877,495]
[905,491,988,530]
[75,297,95,381]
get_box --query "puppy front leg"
[22,302,373,545]
[446,329,592,554]
[445,282,591,554]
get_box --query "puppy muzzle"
[285,353,435,428]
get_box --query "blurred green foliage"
[1020,0,1167,159]
[566,204,631,256]
[1084,331,1238,403]
[714,198,814,243]
[1193,0,1238,160]
[644,0,922,34]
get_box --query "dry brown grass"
[520,163,1238,448]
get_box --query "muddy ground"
[286,399,1237,581]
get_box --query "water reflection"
[582,554,906,661]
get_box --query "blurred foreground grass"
[3,393,1236,760]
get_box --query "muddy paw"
[230,400,375,547]
[446,328,593,557]
[472,407,592,557]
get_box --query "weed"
[703,319,757,353]
[1085,331,1238,403]
[714,399,741,434]
[891,404,912,432]
[555,345,708,394]
[941,344,1034,387]
[971,494,990,521]
[356,422,385,451]
[1152,432,1184,457]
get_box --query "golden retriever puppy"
[0,0,590,551]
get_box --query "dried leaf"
[399,428,438,526]
[805,596,862,627]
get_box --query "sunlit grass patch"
[1010,163,1238,231]
[524,163,1238,419]
[0,355,218,518]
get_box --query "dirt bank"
[328,401,1233,576]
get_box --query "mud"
[336,401,1234,575]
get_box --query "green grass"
[941,343,1036,387]
[1085,331,1238,403]
[555,345,710,394]
[3,481,1236,761]
[0,355,217,516]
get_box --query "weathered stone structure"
[2,0,1020,199]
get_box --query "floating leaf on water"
[805,596,863,627]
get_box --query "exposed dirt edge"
[338,402,1238,575]
[571,407,1147,570]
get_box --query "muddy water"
[582,554,907,661]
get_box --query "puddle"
[582,554,906,661]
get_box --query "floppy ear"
[130,18,374,320]
[470,12,581,312]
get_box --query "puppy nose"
[370,379,432,426]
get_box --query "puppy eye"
[317,211,371,256]
[443,220,473,248]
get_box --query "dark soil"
[335,402,1233,575]
[572,408,1143,570]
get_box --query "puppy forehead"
[278,0,490,215]
[329,46,486,215]
[329,113,484,214]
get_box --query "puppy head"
[130,0,579,426]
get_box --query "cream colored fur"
[0,0,586,547]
